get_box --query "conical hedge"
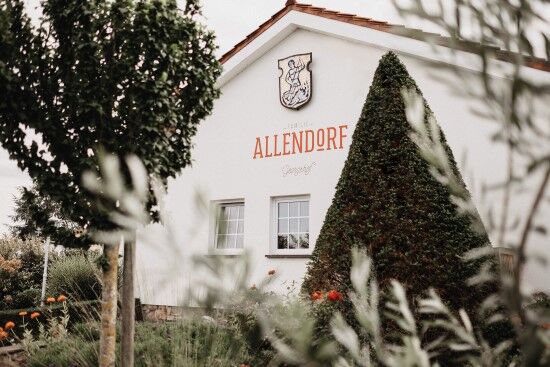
[302,52,489,316]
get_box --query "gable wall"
[136,28,548,306]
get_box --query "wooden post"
[121,238,135,367]
[40,237,51,307]
[99,240,121,367]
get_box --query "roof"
[219,1,550,72]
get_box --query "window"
[215,203,244,249]
[273,197,309,253]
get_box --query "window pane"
[299,218,309,233]
[278,219,288,233]
[289,218,299,233]
[235,234,244,248]
[278,202,288,218]
[288,234,298,249]
[289,201,299,217]
[216,203,244,250]
[220,206,230,220]
[233,206,243,219]
[300,201,309,217]
[277,235,288,249]
[299,233,309,249]
[217,235,226,249]
[217,220,227,235]
[227,235,236,248]
[228,220,237,234]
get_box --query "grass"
[27,318,251,367]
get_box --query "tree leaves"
[0,0,221,246]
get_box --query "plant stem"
[511,164,550,326]
[497,142,514,246]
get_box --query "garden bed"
[0,300,100,344]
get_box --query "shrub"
[227,307,276,365]
[71,321,101,342]
[0,300,100,343]
[27,336,98,367]
[302,52,492,331]
[132,319,250,366]
[0,236,48,310]
[47,253,102,301]
[14,288,42,308]
[27,318,251,367]
[262,249,528,366]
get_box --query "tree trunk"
[99,242,120,367]
[121,239,135,367]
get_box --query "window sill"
[265,254,311,259]
[206,253,243,257]
[207,249,244,257]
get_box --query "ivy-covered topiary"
[302,52,491,322]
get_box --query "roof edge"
[218,2,550,73]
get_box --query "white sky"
[199,0,410,55]
[22,0,434,55]
[1,0,547,231]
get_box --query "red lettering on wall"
[316,129,325,151]
[305,130,315,153]
[253,137,263,159]
[327,127,337,150]
[292,131,303,154]
[339,125,348,149]
[273,134,281,157]
[252,124,349,159]
[283,133,291,155]
[265,135,273,158]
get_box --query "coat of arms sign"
[278,53,312,110]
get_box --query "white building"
[136,1,550,306]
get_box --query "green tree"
[302,52,490,328]
[0,0,221,365]
[10,185,87,247]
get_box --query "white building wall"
[136,28,550,306]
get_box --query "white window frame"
[210,199,245,255]
[270,195,311,256]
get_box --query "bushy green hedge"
[303,52,492,329]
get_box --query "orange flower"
[0,330,8,341]
[327,290,343,302]
[239,364,250,367]
[18,311,28,317]
[30,312,40,319]
[268,269,276,276]
[311,291,324,301]
[4,321,15,330]
[46,297,56,303]
[57,294,67,302]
